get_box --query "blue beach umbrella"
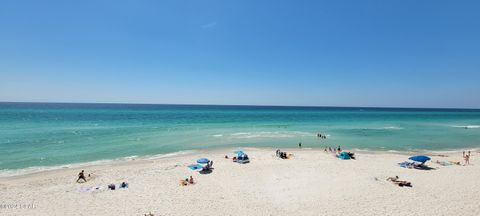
[234,150,245,156]
[409,155,431,163]
[197,158,210,164]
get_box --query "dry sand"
[0,148,478,216]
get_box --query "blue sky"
[1,0,479,108]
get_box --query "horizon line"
[1,101,479,110]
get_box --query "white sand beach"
[0,148,478,216]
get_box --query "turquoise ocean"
[1,102,480,175]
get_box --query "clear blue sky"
[1,0,479,108]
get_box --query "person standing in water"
[299,142,302,148]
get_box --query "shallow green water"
[1,102,479,172]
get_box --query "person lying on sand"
[180,179,188,186]
[394,181,412,187]
[77,170,87,183]
[449,161,461,165]
[386,176,399,182]
[387,176,412,187]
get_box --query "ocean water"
[1,102,480,173]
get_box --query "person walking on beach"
[464,151,471,165]
[77,170,87,183]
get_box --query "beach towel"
[435,161,452,166]
[398,161,418,168]
[78,186,104,193]
[338,152,351,160]
[188,164,204,170]
[398,161,411,168]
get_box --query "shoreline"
[0,146,478,215]
[1,145,477,179]
[0,147,478,215]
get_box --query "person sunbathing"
[387,176,412,187]
[180,179,188,186]
[386,176,399,182]
[449,161,461,165]
[395,180,412,187]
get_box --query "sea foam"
[230,131,314,139]
[452,125,480,129]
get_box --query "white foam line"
[451,125,480,129]
[0,150,197,178]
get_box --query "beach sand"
[0,148,478,216]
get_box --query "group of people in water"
[316,133,327,139]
